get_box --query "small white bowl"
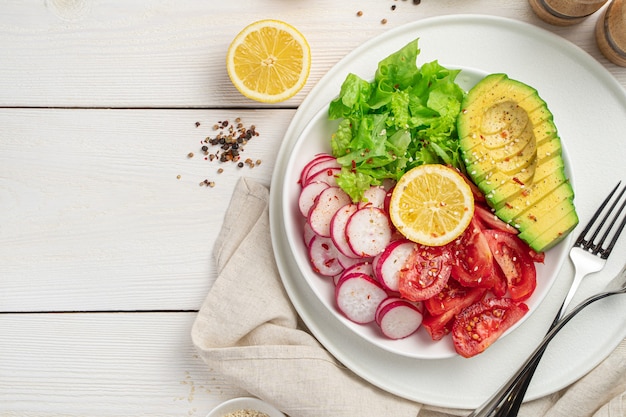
[206,397,286,417]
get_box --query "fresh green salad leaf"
[328,39,466,202]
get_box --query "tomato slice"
[422,311,454,341]
[452,297,529,358]
[422,280,487,341]
[451,217,495,288]
[484,230,537,302]
[398,244,453,302]
[424,278,486,316]
[473,204,519,234]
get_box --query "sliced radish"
[305,167,341,187]
[335,273,388,324]
[308,187,351,237]
[304,158,342,183]
[308,235,344,277]
[372,239,417,292]
[300,153,335,185]
[358,186,388,209]
[330,203,360,257]
[383,187,394,214]
[346,207,393,257]
[298,181,330,217]
[377,299,423,339]
[337,251,365,269]
[303,221,316,247]
[375,296,402,326]
[335,261,375,285]
[342,261,374,279]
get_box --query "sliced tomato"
[484,230,537,302]
[398,244,453,302]
[422,280,487,341]
[451,217,495,288]
[490,262,508,298]
[422,311,454,341]
[424,278,486,316]
[528,247,545,264]
[473,204,519,234]
[452,297,529,358]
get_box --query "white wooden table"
[1,1,625,415]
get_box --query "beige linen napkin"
[192,177,626,417]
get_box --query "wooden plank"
[1,0,621,108]
[0,312,247,416]
[0,108,294,312]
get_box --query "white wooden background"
[1,1,625,415]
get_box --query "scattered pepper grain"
[186,116,263,188]
[381,18,388,24]
[357,10,363,16]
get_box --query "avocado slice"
[458,73,578,252]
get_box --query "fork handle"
[467,290,619,417]
[492,309,562,417]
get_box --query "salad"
[297,38,548,358]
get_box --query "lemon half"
[226,19,311,103]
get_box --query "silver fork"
[468,181,626,417]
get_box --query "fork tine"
[600,188,626,259]
[575,181,621,249]
[577,181,626,259]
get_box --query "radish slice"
[335,273,388,324]
[303,221,316,247]
[376,299,423,339]
[358,186,388,209]
[298,181,330,217]
[330,203,360,258]
[375,297,424,326]
[335,261,374,285]
[342,261,374,279]
[375,297,402,326]
[308,235,344,277]
[300,153,335,185]
[372,239,417,292]
[383,187,394,213]
[308,187,351,237]
[304,159,342,183]
[337,251,365,269]
[305,167,341,187]
[346,207,393,257]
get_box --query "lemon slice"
[226,19,311,103]
[389,164,475,246]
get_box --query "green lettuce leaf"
[327,38,466,202]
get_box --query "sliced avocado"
[523,207,579,252]
[497,180,574,233]
[482,150,564,210]
[458,73,578,252]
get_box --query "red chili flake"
[512,177,525,186]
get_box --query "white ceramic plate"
[270,15,626,408]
